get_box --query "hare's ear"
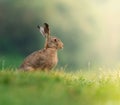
[37,23,50,38]
[37,25,46,37]
[44,23,50,35]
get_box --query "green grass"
[0,69,120,105]
[0,55,23,70]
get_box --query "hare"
[19,23,63,71]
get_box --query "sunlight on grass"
[0,69,120,105]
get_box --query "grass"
[0,69,120,105]
[0,55,23,70]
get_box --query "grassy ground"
[0,69,120,105]
[0,55,23,70]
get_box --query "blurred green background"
[1,0,120,70]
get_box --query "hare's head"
[37,23,63,50]
[47,36,63,49]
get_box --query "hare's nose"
[61,44,64,49]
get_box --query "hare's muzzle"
[59,42,64,49]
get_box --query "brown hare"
[19,23,63,71]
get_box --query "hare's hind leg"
[19,66,34,71]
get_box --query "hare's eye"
[54,38,57,42]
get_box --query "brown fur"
[19,23,63,71]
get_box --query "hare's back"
[20,49,47,70]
